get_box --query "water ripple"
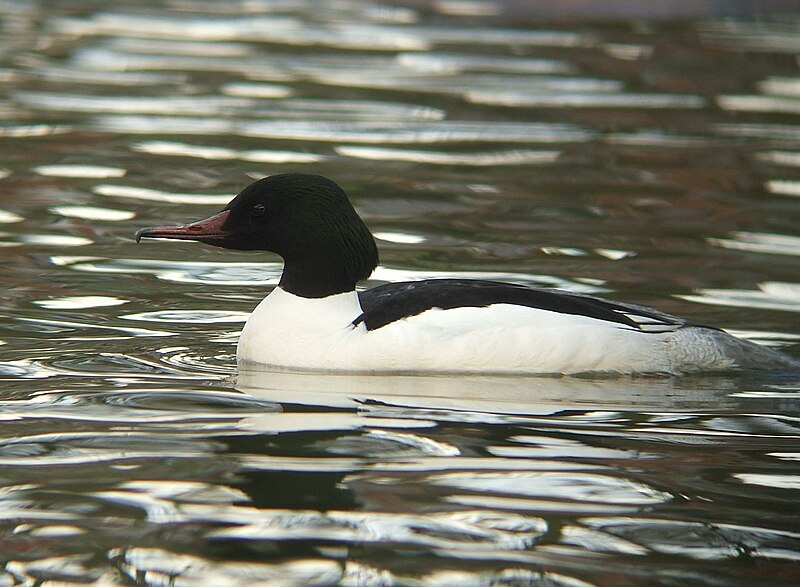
[397,52,574,74]
[767,180,800,198]
[0,209,24,223]
[73,47,293,78]
[757,150,800,167]
[33,295,129,310]
[719,94,800,115]
[708,232,800,257]
[122,310,248,324]
[335,145,561,166]
[0,124,72,137]
[14,316,175,342]
[92,116,596,144]
[49,205,135,221]
[114,548,342,586]
[428,471,671,506]
[17,234,93,247]
[0,349,236,381]
[54,13,302,42]
[317,429,460,458]
[30,64,187,85]
[2,4,800,585]
[33,164,126,178]
[133,140,326,163]
[209,509,547,551]
[52,255,282,285]
[221,81,294,98]
[699,20,800,53]
[16,91,262,115]
[679,282,800,313]
[0,387,275,428]
[581,517,800,561]
[734,473,800,490]
[157,348,238,376]
[469,92,705,109]
[94,184,232,205]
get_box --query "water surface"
[1,1,800,585]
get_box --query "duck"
[136,173,799,375]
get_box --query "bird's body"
[239,284,742,374]
[137,173,799,376]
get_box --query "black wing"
[354,278,698,333]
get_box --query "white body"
[237,287,742,375]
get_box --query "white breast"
[236,287,737,374]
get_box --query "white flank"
[237,288,740,375]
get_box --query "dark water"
[1,1,800,584]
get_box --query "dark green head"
[137,173,379,297]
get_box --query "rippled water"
[1,1,800,584]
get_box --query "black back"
[354,279,697,332]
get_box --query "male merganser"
[137,173,799,375]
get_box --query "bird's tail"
[709,330,800,373]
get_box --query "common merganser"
[136,173,799,375]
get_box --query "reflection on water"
[1,363,799,584]
[1,0,800,584]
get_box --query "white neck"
[237,287,364,366]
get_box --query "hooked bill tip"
[135,227,154,243]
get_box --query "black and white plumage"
[136,173,799,375]
[354,278,689,333]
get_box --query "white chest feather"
[238,288,362,367]
[236,287,740,374]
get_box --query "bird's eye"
[251,204,266,217]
